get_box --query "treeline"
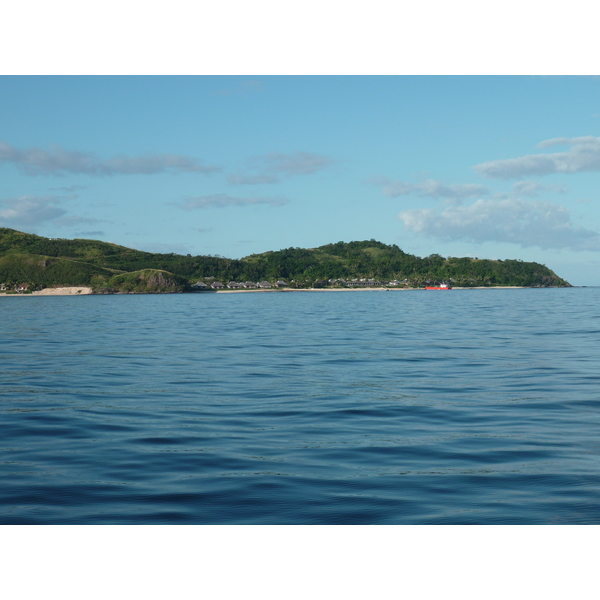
[233,241,569,287]
[0,228,571,290]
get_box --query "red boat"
[425,283,451,290]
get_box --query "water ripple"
[2,288,600,523]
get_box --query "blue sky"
[2,75,600,285]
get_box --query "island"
[0,228,571,295]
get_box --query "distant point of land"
[0,228,571,295]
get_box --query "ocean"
[1,287,599,524]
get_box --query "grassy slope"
[0,253,112,288]
[0,229,192,292]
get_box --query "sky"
[2,75,600,285]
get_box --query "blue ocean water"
[1,288,600,524]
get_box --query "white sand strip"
[0,287,93,296]
[215,286,528,293]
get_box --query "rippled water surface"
[2,288,600,524]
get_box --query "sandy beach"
[0,287,93,296]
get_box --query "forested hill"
[0,228,571,292]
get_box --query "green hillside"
[0,253,110,290]
[93,270,191,294]
[237,240,570,287]
[0,228,571,292]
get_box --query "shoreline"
[215,286,530,293]
[1,285,574,297]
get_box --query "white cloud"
[399,197,600,251]
[227,173,279,185]
[0,195,102,229]
[511,180,566,196]
[376,177,488,203]
[0,140,220,176]
[100,154,219,175]
[0,195,67,225]
[178,194,289,210]
[536,136,597,148]
[229,151,335,185]
[252,152,335,176]
[474,136,600,179]
[48,184,88,193]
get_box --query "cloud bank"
[252,152,335,176]
[228,152,335,186]
[179,194,289,210]
[511,180,566,197]
[227,174,279,185]
[399,198,600,251]
[0,195,67,225]
[48,184,88,193]
[0,141,219,176]
[474,136,600,179]
[0,195,102,229]
[376,178,488,203]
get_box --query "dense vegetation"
[239,241,569,287]
[0,228,570,292]
[92,270,190,294]
[0,253,109,290]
